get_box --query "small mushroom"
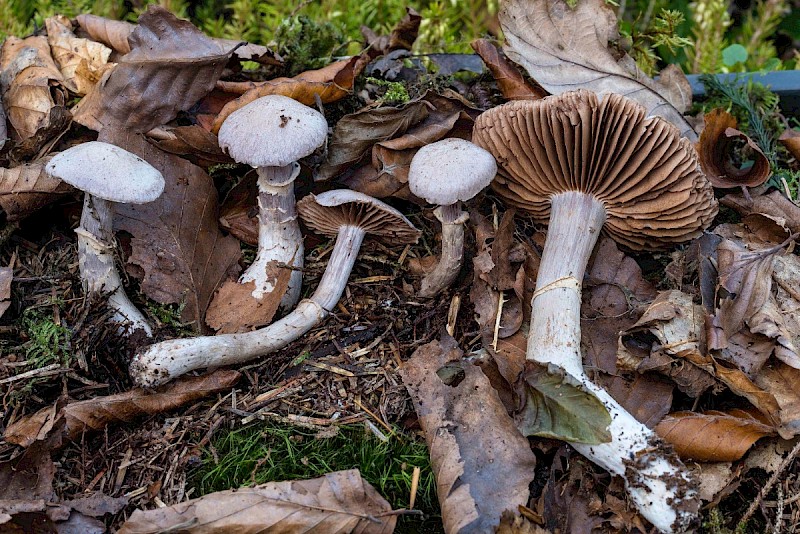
[46,141,165,336]
[408,138,497,297]
[472,90,717,533]
[130,190,419,387]
[216,94,328,313]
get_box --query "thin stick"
[409,466,421,509]
[740,439,800,526]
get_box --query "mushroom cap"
[471,90,718,251]
[218,95,328,168]
[408,138,497,205]
[46,141,165,203]
[297,189,420,244]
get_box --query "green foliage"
[21,307,72,369]
[273,16,347,77]
[192,423,437,517]
[624,8,693,75]
[145,301,194,336]
[685,0,730,73]
[366,77,411,105]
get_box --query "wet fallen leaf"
[0,265,11,320]
[499,0,696,140]
[117,469,396,534]
[516,361,613,444]
[0,156,74,221]
[399,336,536,533]
[4,369,240,447]
[102,130,242,330]
[0,35,71,156]
[471,39,546,101]
[213,54,368,132]
[73,6,234,133]
[45,15,113,96]
[779,129,800,161]
[697,108,771,189]
[205,262,291,333]
[655,409,776,462]
[316,99,430,182]
[145,124,232,168]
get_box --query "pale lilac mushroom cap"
[46,141,165,203]
[217,95,329,167]
[408,138,498,205]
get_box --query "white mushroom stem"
[78,194,152,336]
[529,191,696,533]
[130,224,365,387]
[418,202,469,298]
[240,163,303,312]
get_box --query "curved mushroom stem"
[130,224,366,387]
[240,163,304,313]
[78,194,152,337]
[418,202,469,298]
[529,191,698,533]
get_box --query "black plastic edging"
[686,71,800,117]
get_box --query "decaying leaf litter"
[1,0,800,532]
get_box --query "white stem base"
[130,225,365,387]
[529,192,697,533]
[78,195,152,337]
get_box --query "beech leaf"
[471,38,546,101]
[779,129,800,161]
[516,361,612,444]
[4,370,241,447]
[655,409,775,462]
[0,156,74,221]
[103,130,242,330]
[73,6,234,133]
[499,0,697,140]
[45,15,113,96]
[117,469,396,534]
[400,337,536,533]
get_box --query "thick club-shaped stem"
[418,203,468,298]
[78,194,152,336]
[529,192,697,533]
[130,225,365,387]
[241,163,303,312]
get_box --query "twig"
[740,439,800,526]
[409,466,421,509]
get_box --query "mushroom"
[130,190,419,387]
[408,138,497,297]
[472,90,717,533]
[216,94,328,312]
[46,141,165,336]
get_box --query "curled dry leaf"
[399,336,536,533]
[45,15,113,96]
[0,156,74,221]
[655,409,776,462]
[697,108,771,189]
[0,35,70,155]
[145,124,232,168]
[779,129,800,160]
[73,6,234,133]
[4,370,240,447]
[499,0,696,140]
[102,130,242,330]
[117,469,396,534]
[212,54,368,133]
[721,190,800,236]
[471,38,546,101]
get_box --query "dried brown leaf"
[218,173,259,246]
[0,35,71,155]
[0,156,73,221]
[722,191,800,236]
[655,409,775,461]
[399,337,536,533]
[45,15,113,96]
[117,469,396,534]
[0,266,11,320]
[753,362,800,437]
[500,0,697,140]
[103,130,242,329]
[471,39,546,101]
[4,370,240,447]
[603,374,674,428]
[75,14,136,54]
[205,262,291,333]
[146,124,232,168]
[778,129,800,161]
[697,109,771,189]
[73,6,233,133]
[212,54,368,133]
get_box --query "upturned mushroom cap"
[218,95,328,168]
[297,190,420,244]
[408,138,497,205]
[472,90,718,250]
[46,141,165,204]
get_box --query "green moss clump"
[273,15,346,77]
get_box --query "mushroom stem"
[130,224,366,387]
[240,163,303,311]
[77,194,152,336]
[418,202,468,298]
[529,191,697,533]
